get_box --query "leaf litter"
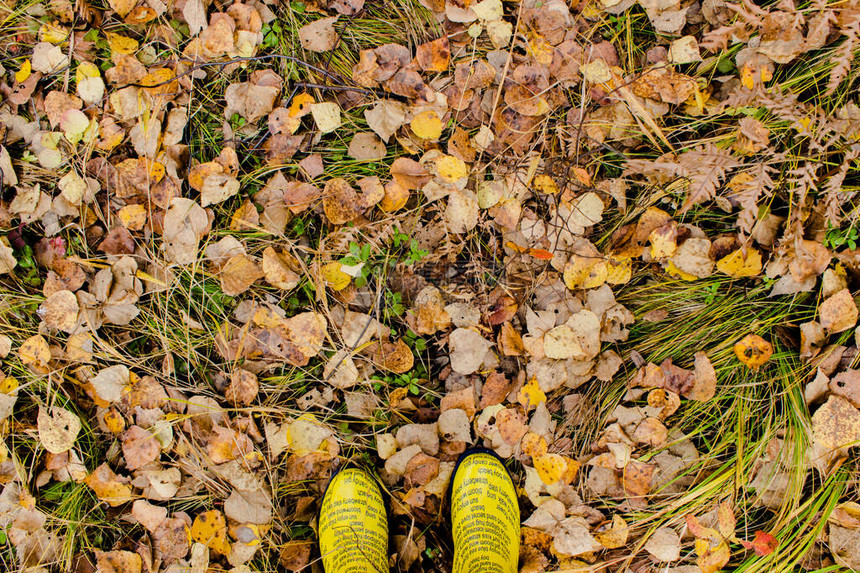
[0,0,859,570]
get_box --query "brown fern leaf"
[820,144,860,225]
[678,145,742,213]
[826,32,857,96]
[725,161,778,234]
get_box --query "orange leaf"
[740,531,778,556]
[733,334,773,369]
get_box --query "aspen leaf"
[321,261,351,290]
[435,154,468,183]
[812,395,860,454]
[95,551,142,573]
[118,204,147,230]
[85,463,134,506]
[411,110,443,140]
[201,174,240,207]
[19,334,51,371]
[310,102,341,133]
[262,247,300,291]
[733,334,772,369]
[716,248,762,278]
[595,515,629,549]
[40,289,79,332]
[191,510,231,555]
[820,288,858,334]
[220,254,264,297]
[518,377,546,410]
[298,16,339,52]
[533,453,567,485]
[37,406,82,454]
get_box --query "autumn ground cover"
[0,0,860,571]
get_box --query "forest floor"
[1,0,860,571]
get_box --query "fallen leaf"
[733,334,773,369]
[37,406,82,454]
[95,550,143,573]
[40,289,79,332]
[311,102,342,133]
[812,395,860,454]
[820,288,858,334]
[740,530,778,556]
[19,334,51,372]
[411,110,444,140]
[298,16,339,52]
[191,509,231,555]
[644,526,681,562]
[220,254,264,297]
[85,463,134,506]
[716,247,762,278]
[122,425,161,471]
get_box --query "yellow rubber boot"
[318,468,388,573]
[451,451,520,573]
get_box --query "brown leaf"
[298,16,339,52]
[95,550,142,573]
[820,288,858,334]
[279,541,313,571]
[480,371,513,409]
[220,254,264,297]
[415,36,450,72]
[322,178,364,224]
[370,339,414,373]
[262,246,301,291]
[226,368,259,406]
[390,157,431,189]
[622,460,655,500]
[122,425,161,470]
[99,226,136,255]
[348,132,387,161]
[40,289,79,332]
[152,517,191,564]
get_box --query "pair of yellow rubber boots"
[319,451,519,573]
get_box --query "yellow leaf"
[0,376,18,394]
[532,174,559,195]
[605,256,633,285]
[39,21,68,44]
[15,59,31,84]
[517,377,546,411]
[76,61,100,81]
[106,32,139,55]
[521,432,547,457]
[716,248,762,278]
[411,111,443,140]
[85,464,134,507]
[563,255,607,290]
[191,510,231,555]
[435,155,468,183]
[103,408,126,434]
[533,453,566,485]
[664,261,698,281]
[733,334,772,369]
[321,261,351,291]
[19,334,51,371]
[649,225,677,260]
[118,204,147,231]
[595,515,628,549]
